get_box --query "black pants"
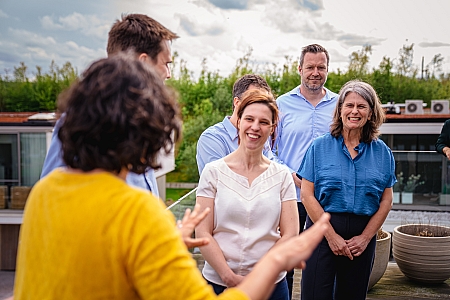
[301,213,376,300]
[286,202,308,299]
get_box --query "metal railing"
[166,187,197,220]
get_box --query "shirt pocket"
[315,164,342,202]
[364,168,387,204]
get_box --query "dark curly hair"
[58,54,181,174]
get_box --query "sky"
[1,0,450,80]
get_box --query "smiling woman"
[298,80,396,300]
[195,89,300,300]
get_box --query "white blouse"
[197,159,297,286]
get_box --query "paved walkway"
[2,259,449,299]
[193,254,450,300]
[0,270,13,299]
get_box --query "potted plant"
[399,173,424,204]
[393,172,403,204]
[392,224,450,283]
[368,228,392,290]
[440,183,450,205]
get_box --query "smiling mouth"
[349,117,361,121]
[247,133,260,139]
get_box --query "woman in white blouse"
[196,89,299,300]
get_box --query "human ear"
[138,53,148,62]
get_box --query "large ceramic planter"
[393,224,450,283]
[368,229,391,290]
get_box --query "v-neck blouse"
[197,158,297,286]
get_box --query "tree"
[348,45,372,76]
[396,43,417,77]
[427,54,444,78]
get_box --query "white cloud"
[40,12,110,39]
[2,0,450,79]
[0,27,104,75]
[419,42,450,48]
[208,0,249,10]
[176,13,225,36]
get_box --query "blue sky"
[1,0,450,79]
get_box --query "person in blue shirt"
[298,80,396,300]
[273,44,339,298]
[196,74,276,175]
[40,14,179,197]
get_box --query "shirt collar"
[289,85,338,103]
[338,135,367,155]
[223,116,239,141]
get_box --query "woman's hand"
[326,232,353,260]
[177,204,210,248]
[346,235,370,257]
[221,272,245,288]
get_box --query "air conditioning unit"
[431,100,449,114]
[405,100,424,114]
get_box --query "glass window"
[20,133,46,186]
[0,134,19,186]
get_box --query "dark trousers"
[286,201,308,299]
[301,213,376,300]
[207,277,289,300]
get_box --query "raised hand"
[177,204,210,248]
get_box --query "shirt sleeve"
[196,163,218,199]
[280,167,297,202]
[386,147,397,188]
[436,119,450,155]
[297,142,315,182]
[196,132,230,176]
[40,118,66,179]
[271,110,294,172]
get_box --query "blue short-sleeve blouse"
[298,133,396,216]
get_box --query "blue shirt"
[298,133,396,216]
[273,86,339,200]
[196,116,277,175]
[40,118,159,196]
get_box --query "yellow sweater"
[14,169,248,300]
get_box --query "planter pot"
[368,230,391,290]
[440,194,450,206]
[393,192,400,204]
[401,192,413,204]
[393,224,450,283]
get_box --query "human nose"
[251,121,260,130]
[166,66,171,79]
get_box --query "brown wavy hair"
[58,54,181,174]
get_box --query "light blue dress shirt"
[196,116,277,175]
[298,133,397,216]
[273,85,339,200]
[40,118,159,196]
